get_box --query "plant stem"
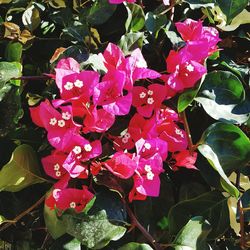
[0,194,45,232]
[124,201,162,250]
[236,170,246,249]
[179,111,195,154]
[13,75,51,81]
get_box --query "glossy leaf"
[119,242,153,250]
[195,71,249,124]
[125,3,145,32]
[216,0,249,24]
[119,32,144,55]
[44,200,66,239]
[168,191,229,239]
[198,122,250,197]
[183,0,215,9]
[173,216,211,250]
[5,42,23,62]
[0,61,22,86]
[145,12,168,38]
[62,210,126,249]
[0,144,45,192]
[87,0,117,26]
[22,5,41,31]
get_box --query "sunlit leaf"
[0,144,45,192]
[195,71,249,124]
[173,216,211,250]
[125,3,145,32]
[119,242,153,250]
[22,5,41,31]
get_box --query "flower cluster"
[29,19,216,213]
[163,19,220,98]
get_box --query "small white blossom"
[58,120,66,127]
[49,117,57,126]
[139,92,146,99]
[64,81,74,90]
[147,97,154,105]
[84,144,92,152]
[73,146,82,154]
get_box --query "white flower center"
[139,92,146,99]
[74,79,84,88]
[73,146,82,154]
[55,171,61,177]
[144,164,152,172]
[64,81,74,90]
[49,117,57,126]
[58,120,66,127]
[148,90,153,95]
[175,127,184,138]
[70,202,76,208]
[146,172,154,180]
[144,142,151,150]
[186,64,194,72]
[62,112,71,120]
[84,144,92,152]
[147,97,154,105]
[54,163,60,171]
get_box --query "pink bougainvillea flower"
[47,186,94,213]
[41,150,68,179]
[55,57,80,93]
[104,152,137,179]
[60,70,100,100]
[171,150,198,171]
[132,84,166,118]
[103,43,161,91]
[111,129,135,151]
[128,113,158,142]
[135,138,168,161]
[83,106,115,134]
[156,107,179,123]
[93,70,132,115]
[163,49,206,95]
[175,19,220,60]
[109,0,136,4]
[157,120,188,152]
[62,135,102,177]
[30,100,81,150]
[111,113,159,151]
[129,153,164,201]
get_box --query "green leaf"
[5,42,23,62]
[183,0,215,9]
[44,201,66,239]
[216,0,249,24]
[178,80,202,112]
[145,12,168,38]
[62,210,126,249]
[0,144,45,192]
[0,61,22,87]
[118,242,153,250]
[87,0,117,26]
[198,122,250,197]
[173,216,211,250]
[119,32,144,56]
[168,191,229,239]
[125,3,145,32]
[50,236,81,250]
[22,5,41,31]
[195,71,249,124]
[62,22,89,43]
